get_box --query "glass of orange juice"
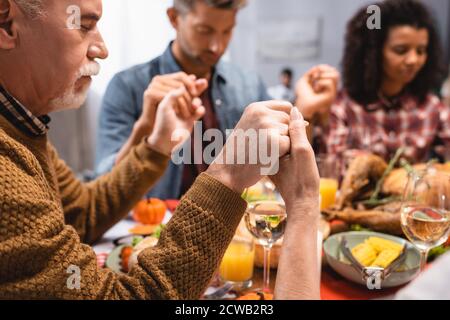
[317,154,340,210]
[219,236,255,287]
[319,178,339,210]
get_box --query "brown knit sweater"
[0,113,247,300]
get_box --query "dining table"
[92,200,404,300]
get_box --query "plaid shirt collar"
[365,91,416,113]
[0,86,50,136]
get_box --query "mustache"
[77,62,101,78]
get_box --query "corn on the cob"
[371,249,401,268]
[365,237,403,254]
[351,243,377,267]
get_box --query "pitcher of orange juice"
[219,236,255,286]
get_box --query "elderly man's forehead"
[47,0,103,17]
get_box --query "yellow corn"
[351,243,377,267]
[371,249,401,268]
[365,237,403,254]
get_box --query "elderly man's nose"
[88,42,109,60]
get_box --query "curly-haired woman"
[296,0,450,163]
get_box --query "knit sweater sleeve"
[0,137,247,299]
[51,140,169,244]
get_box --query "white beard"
[48,83,90,112]
[48,62,100,112]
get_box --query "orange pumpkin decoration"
[133,198,167,225]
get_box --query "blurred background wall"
[48,0,450,176]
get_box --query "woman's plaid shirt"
[323,91,450,163]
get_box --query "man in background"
[95,0,271,199]
[268,67,295,103]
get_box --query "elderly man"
[0,0,321,300]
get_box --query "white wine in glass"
[245,201,287,293]
[401,205,450,251]
[400,170,450,271]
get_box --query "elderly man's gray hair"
[174,0,247,14]
[14,0,45,18]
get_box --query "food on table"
[153,224,166,238]
[351,243,377,266]
[323,153,450,236]
[350,237,403,268]
[371,249,402,268]
[327,202,403,235]
[429,242,450,260]
[382,163,450,196]
[366,236,404,253]
[336,154,387,209]
[120,246,133,273]
[116,225,166,273]
[132,198,167,225]
[129,224,159,236]
[127,236,159,272]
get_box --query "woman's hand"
[271,107,320,222]
[295,65,340,120]
[272,107,321,300]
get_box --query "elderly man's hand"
[137,72,208,134]
[146,87,205,156]
[207,101,293,194]
[295,65,339,120]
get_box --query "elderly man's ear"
[0,0,18,50]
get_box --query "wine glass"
[244,201,287,293]
[400,169,450,272]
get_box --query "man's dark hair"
[342,0,446,105]
[281,68,293,79]
[174,0,247,14]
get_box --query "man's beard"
[48,84,90,112]
[48,62,100,112]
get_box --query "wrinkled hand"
[271,108,320,221]
[147,87,206,156]
[137,72,208,133]
[295,65,339,119]
[207,101,293,194]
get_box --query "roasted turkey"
[323,154,450,235]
